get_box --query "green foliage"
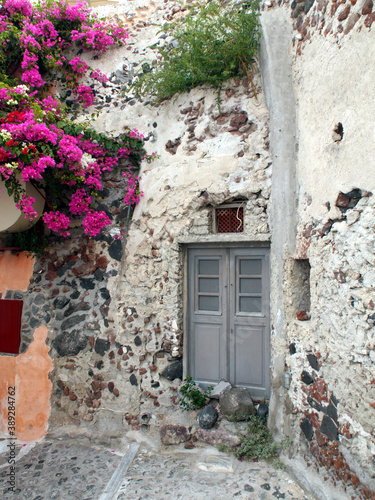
[179,375,212,410]
[5,222,60,257]
[219,416,282,465]
[133,0,260,102]
[235,416,279,460]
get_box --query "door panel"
[234,326,264,388]
[194,323,222,382]
[188,246,270,397]
[188,249,228,385]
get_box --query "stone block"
[160,424,191,445]
[320,415,338,441]
[301,418,314,441]
[195,428,241,447]
[219,387,255,421]
[95,338,111,356]
[161,360,182,380]
[197,404,218,429]
[256,403,269,418]
[52,330,88,357]
[108,240,122,261]
[209,380,232,399]
[61,314,86,331]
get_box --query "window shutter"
[0,299,23,354]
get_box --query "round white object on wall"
[0,179,45,233]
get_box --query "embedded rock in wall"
[52,331,88,357]
[161,360,183,381]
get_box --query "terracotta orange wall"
[0,251,52,441]
[0,326,52,441]
[0,250,35,296]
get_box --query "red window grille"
[215,206,244,233]
[0,299,23,354]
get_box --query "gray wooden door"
[187,246,270,397]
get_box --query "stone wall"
[1,0,374,496]
[0,0,271,441]
[286,194,375,498]
[86,0,272,435]
[279,0,375,494]
[263,0,375,55]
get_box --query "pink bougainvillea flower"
[15,194,37,220]
[69,188,92,215]
[82,210,111,237]
[43,210,71,236]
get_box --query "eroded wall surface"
[274,0,375,496]
[0,253,52,441]
[74,0,272,435]
[0,0,271,440]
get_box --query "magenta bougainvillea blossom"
[43,210,71,237]
[1,0,129,108]
[0,0,148,250]
[82,210,111,237]
[0,85,145,239]
[15,193,37,220]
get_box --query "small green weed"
[133,0,260,104]
[222,416,282,466]
[179,375,213,410]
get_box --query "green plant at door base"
[219,416,282,466]
[179,375,212,410]
[133,0,260,104]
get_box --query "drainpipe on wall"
[259,7,297,437]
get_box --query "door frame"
[182,242,271,396]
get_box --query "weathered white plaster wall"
[295,28,375,219]
[281,1,375,495]
[74,0,273,431]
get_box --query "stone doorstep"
[197,452,235,473]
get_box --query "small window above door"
[213,203,244,233]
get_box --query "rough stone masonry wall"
[286,194,375,499]
[0,0,271,441]
[85,0,272,436]
[278,0,375,495]
[2,170,135,439]
[263,0,375,54]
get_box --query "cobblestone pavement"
[115,447,312,500]
[0,438,121,499]
[0,437,312,500]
